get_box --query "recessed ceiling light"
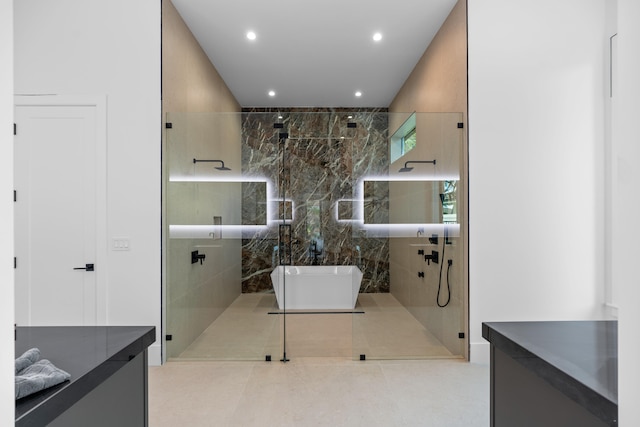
[246,31,257,40]
[347,115,353,119]
[268,90,276,97]
[355,91,362,97]
[373,32,382,42]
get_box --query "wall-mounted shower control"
[428,234,438,245]
[418,249,424,255]
[191,250,206,265]
[418,272,424,278]
[424,250,439,265]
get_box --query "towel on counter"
[15,348,40,375]
[15,348,71,400]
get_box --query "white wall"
[14,0,162,364]
[615,0,640,424]
[468,0,608,363]
[1,0,14,422]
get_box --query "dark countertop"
[15,326,156,427]
[483,320,617,424]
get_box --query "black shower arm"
[193,158,225,166]
[404,160,436,168]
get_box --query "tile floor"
[149,358,490,427]
[176,293,456,360]
[153,292,487,426]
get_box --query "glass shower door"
[352,112,466,361]
[270,111,363,359]
[164,110,468,362]
[165,111,281,361]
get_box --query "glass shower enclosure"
[164,110,466,361]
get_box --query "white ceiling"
[171,0,458,108]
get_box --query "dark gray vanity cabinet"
[15,326,155,427]
[483,321,617,427]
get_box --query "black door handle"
[73,263,94,272]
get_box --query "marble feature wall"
[240,108,390,294]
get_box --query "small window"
[390,112,417,163]
[402,127,417,155]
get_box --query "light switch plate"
[112,238,131,251]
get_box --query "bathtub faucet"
[309,239,323,265]
[355,245,362,270]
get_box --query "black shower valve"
[424,250,439,265]
[418,272,424,278]
[191,250,206,265]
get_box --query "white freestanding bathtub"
[270,265,363,310]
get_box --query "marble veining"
[241,108,390,293]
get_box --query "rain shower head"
[193,158,231,171]
[398,159,436,173]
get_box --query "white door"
[14,97,107,326]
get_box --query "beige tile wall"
[388,0,468,358]
[162,0,242,358]
[162,1,240,114]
